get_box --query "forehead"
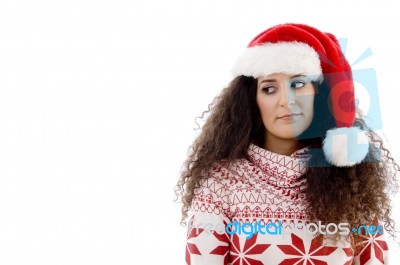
[258,73,305,82]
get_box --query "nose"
[279,81,296,107]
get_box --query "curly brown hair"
[175,75,399,244]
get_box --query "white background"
[0,0,399,264]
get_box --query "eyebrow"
[259,74,305,84]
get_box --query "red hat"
[232,23,369,167]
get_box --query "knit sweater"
[185,144,388,264]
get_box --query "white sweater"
[185,143,388,264]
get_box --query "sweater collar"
[247,143,311,188]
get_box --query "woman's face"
[256,73,316,140]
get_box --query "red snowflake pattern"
[277,233,337,265]
[342,247,354,265]
[209,229,230,265]
[186,221,204,265]
[229,233,270,265]
[355,232,388,264]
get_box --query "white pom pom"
[322,127,369,167]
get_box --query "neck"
[263,132,306,156]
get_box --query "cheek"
[258,105,274,130]
[301,95,315,119]
[257,96,274,120]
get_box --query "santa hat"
[232,23,369,167]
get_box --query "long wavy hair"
[175,75,399,244]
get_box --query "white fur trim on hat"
[231,41,323,82]
[322,127,369,167]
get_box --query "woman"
[175,23,399,264]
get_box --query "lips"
[278,113,300,119]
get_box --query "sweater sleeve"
[185,176,232,265]
[352,219,389,264]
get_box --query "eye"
[261,86,276,94]
[291,81,306,89]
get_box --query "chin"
[276,128,305,139]
[276,133,297,139]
